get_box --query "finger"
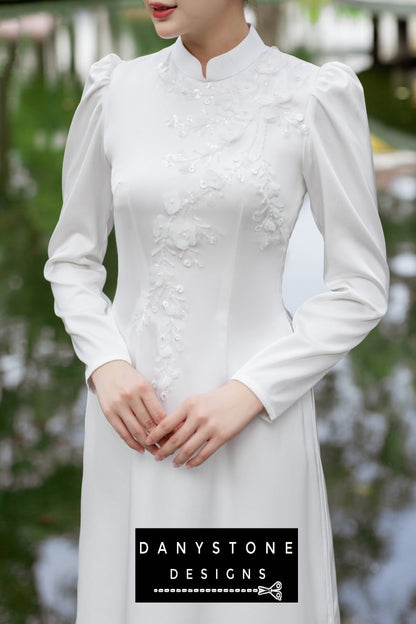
[128,391,169,447]
[120,410,160,455]
[110,414,146,454]
[155,420,199,460]
[142,389,168,427]
[154,426,183,448]
[129,394,160,436]
[160,431,176,445]
[171,432,209,467]
[146,403,187,445]
[185,438,221,469]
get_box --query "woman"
[44,0,389,622]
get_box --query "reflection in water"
[389,175,416,202]
[383,281,410,333]
[342,491,416,623]
[390,250,416,277]
[0,2,415,623]
[33,536,78,623]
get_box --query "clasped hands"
[91,360,264,469]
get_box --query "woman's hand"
[145,380,264,469]
[90,360,172,455]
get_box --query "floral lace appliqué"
[141,47,309,401]
[159,47,308,248]
[135,181,220,401]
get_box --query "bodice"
[44,25,389,423]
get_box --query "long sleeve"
[231,61,389,423]
[44,53,132,388]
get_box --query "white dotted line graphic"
[153,588,259,593]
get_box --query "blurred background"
[0,0,415,622]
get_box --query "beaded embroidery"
[140,47,309,401]
[135,184,220,401]
[159,47,308,248]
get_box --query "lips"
[150,2,177,18]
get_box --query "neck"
[180,9,249,78]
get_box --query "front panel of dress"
[107,50,310,405]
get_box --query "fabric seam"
[300,66,321,189]
[310,388,335,623]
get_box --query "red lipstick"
[150,3,177,19]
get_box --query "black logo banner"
[135,528,298,603]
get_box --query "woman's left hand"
[145,380,264,469]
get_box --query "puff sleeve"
[231,61,389,423]
[44,53,132,388]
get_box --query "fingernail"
[138,448,145,454]
[146,437,153,445]
[173,462,180,468]
[155,454,163,462]
[186,463,193,469]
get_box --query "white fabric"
[44,24,389,624]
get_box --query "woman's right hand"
[90,360,171,455]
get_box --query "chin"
[153,21,182,40]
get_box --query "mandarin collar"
[170,23,268,82]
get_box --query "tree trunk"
[372,13,380,65]
[397,17,410,63]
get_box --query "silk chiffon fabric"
[44,24,389,624]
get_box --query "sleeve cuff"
[230,373,277,424]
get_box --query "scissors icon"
[257,580,282,601]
